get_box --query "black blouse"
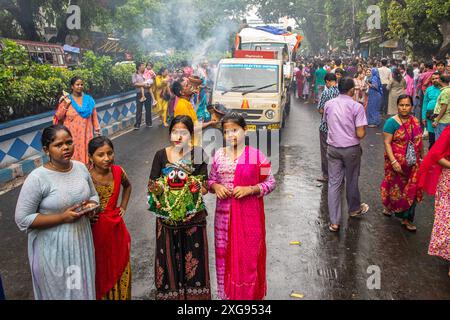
[149,146,208,181]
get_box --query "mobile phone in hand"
[75,204,100,216]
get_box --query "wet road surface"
[1,95,449,300]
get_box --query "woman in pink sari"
[381,95,424,231]
[295,65,304,99]
[208,113,276,300]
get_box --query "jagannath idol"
[148,159,206,224]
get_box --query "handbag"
[402,119,417,167]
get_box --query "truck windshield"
[216,63,279,94]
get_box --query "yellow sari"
[153,75,169,125]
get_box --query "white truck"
[212,52,288,132]
[235,27,303,86]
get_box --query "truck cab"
[212,54,288,132]
[235,27,303,87]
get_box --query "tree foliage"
[251,0,449,57]
[385,0,450,57]
[0,40,136,122]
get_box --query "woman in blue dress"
[15,125,99,300]
[366,68,384,127]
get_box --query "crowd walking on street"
[9,51,450,300]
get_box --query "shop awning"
[359,35,382,44]
[63,44,80,54]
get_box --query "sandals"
[316,177,328,183]
[329,224,340,232]
[383,208,393,217]
[350,203,370,218]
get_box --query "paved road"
[1,95,449,300]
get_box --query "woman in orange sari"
[54,77,100,164]
[381,95,424,231]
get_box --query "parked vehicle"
[0,38,66,67]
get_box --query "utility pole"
[352,0,356,55]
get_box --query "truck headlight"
[265,110,275,119]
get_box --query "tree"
[384,0,450,58]
[0,0,44,40]
[139,0,247,52]
[0,0,249,56]
[249,0,329,55]
[0,0,126,43]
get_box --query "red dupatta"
[91,165,131,300]
[418,126,450,195]
[225,146,271,300]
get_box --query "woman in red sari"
[381,95,424,232]
[418,126,450,277]
[88,137,132,300]
[295,65,304,99]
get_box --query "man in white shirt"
[378,59,392,115]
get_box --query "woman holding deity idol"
[148,115,211,300]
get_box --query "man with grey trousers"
[323,77,370,232]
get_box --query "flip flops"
[401,221,417,232]
[329,224,340,232]
[350,203,370,218]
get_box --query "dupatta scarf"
[69,93,96,119]
[418,126,450,195]
[225,146,271,300]
[91,165,131,300]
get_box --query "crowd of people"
[14,51,277,300]
[8,52,450,301]
[131,60,218,131]
[295,55,450,274]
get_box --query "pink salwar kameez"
[208,146,276,300]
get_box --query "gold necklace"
[48,160,72,173]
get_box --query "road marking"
[112,115,160,140]
[111,128,134,140]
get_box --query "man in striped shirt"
[317,73,340,182]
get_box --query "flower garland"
[150,176,204,219]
